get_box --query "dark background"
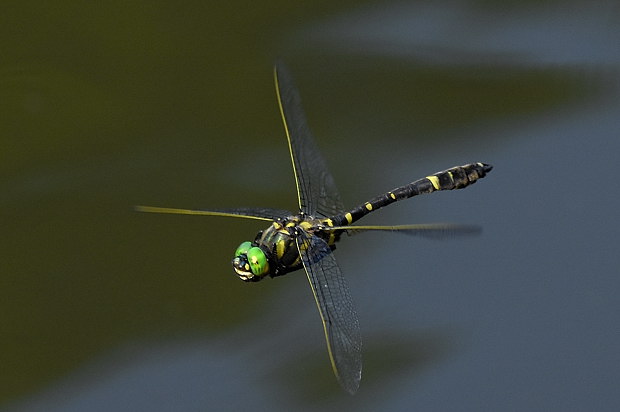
[2,1,619,410]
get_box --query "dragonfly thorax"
[232,215,336,282]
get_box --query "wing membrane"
[134,205,292,221]
[274,62,345,218]
[326,223,481,239]
[296,231,362,394]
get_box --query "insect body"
[136,63,492,394]
[231,161,490,284]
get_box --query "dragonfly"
[136,62,492,394]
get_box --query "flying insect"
[136,62,492,394]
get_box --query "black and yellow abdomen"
[331,163,492,226]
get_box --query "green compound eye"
[246,246,269,275]
[234,241,252,257]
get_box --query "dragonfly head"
[232,241,270,282]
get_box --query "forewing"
[135,205,292,221]
[274,62,345,218]
[296,231,362,394]
[207,207,293,220]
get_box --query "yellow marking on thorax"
[389,192,396,200]
[299,221,312,230]
[365,203,373,211]
[447,172,454,182]
[427,175,440,190]
[276,239,286,258]
[328,233,336,245]
[345,213,353,224]
[272,222,282,230]
[298,240,309,252]
[321,219,337,244]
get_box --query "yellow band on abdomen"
[426,175,440,190]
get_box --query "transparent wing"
[326,223,482,239]
[296,231,362,394]
[274,62,345,218]
[135,205,292,221]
